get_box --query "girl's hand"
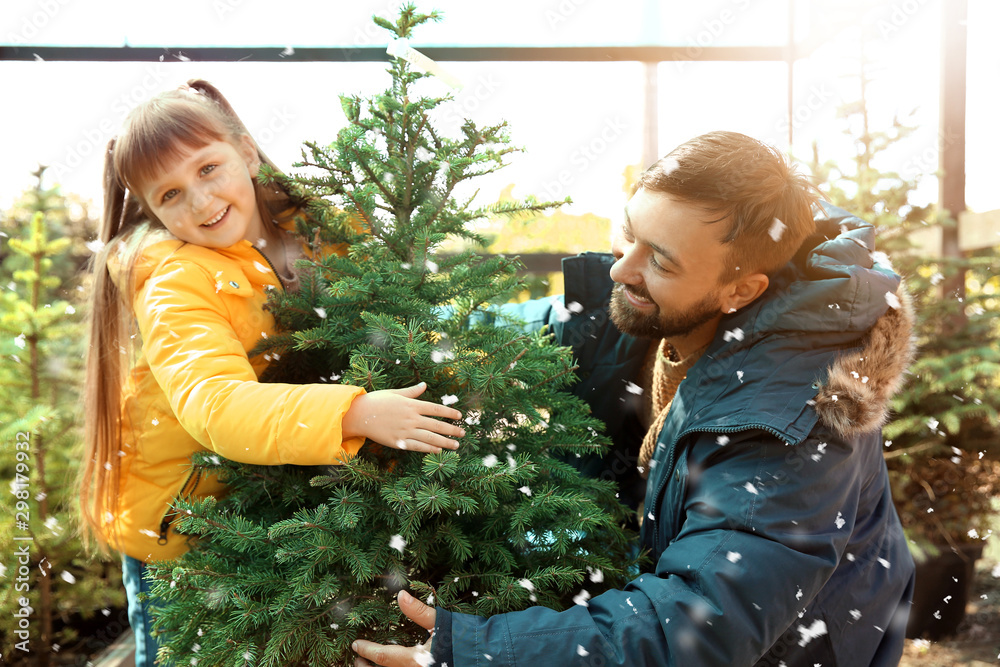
[343,382,464,454]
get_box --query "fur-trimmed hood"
[814,284,915,436]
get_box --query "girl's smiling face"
[141,135,264,249]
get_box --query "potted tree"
[807,51,1000,640]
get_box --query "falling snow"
[659,157,681,175]
[482,454,498,467]
[625,381,643,395]
[441,394,458,405]
[314,307,327,318]
[723,327,745,342]
[835,512,846,529]
[389,534,406,553]
[431,349,455,363]
[577,645,590,656]
[726,551,742,563]
[716,435,730,446]
[573,589,591,606]
[769,218,787,242]
[415,147,434,162]
[884,291,901,309]
[743,482,759,495]
[737,370,745,383]
[796,619,828,647]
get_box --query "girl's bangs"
[116,96,229,198]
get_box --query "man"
[354,131,916,666]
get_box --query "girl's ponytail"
[79,139,137,555]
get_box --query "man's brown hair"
[637,131,820,282]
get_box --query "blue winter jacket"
[431,203,916,666]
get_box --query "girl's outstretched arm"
[343,382,464,454]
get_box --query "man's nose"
[609,234,637,284]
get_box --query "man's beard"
[609,283,721,340]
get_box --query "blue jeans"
[122,555,166,666]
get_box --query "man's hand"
[353,590,437,667]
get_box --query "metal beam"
[0,44,801,63]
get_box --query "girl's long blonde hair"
[79,79,293,554]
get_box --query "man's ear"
[720,273,769,314]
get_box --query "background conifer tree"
[147,7,638,666]
[1,170,124,663]
[806,48,999,561]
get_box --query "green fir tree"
[146,7,639,666]
[0,173,125,664]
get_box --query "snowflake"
[389,535,406,553]
[441,394,458,406]
[796,619,828,647]
[768,218,787,242]
[482,454,498,467]
[723,328,745,342]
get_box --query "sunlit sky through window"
[1,0,997,238]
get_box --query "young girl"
[79,79,464,666]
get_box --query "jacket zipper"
[157,468,203,545]
[650,423,793,554]
[252,245,285,292]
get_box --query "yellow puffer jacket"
[105,221,364,563]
